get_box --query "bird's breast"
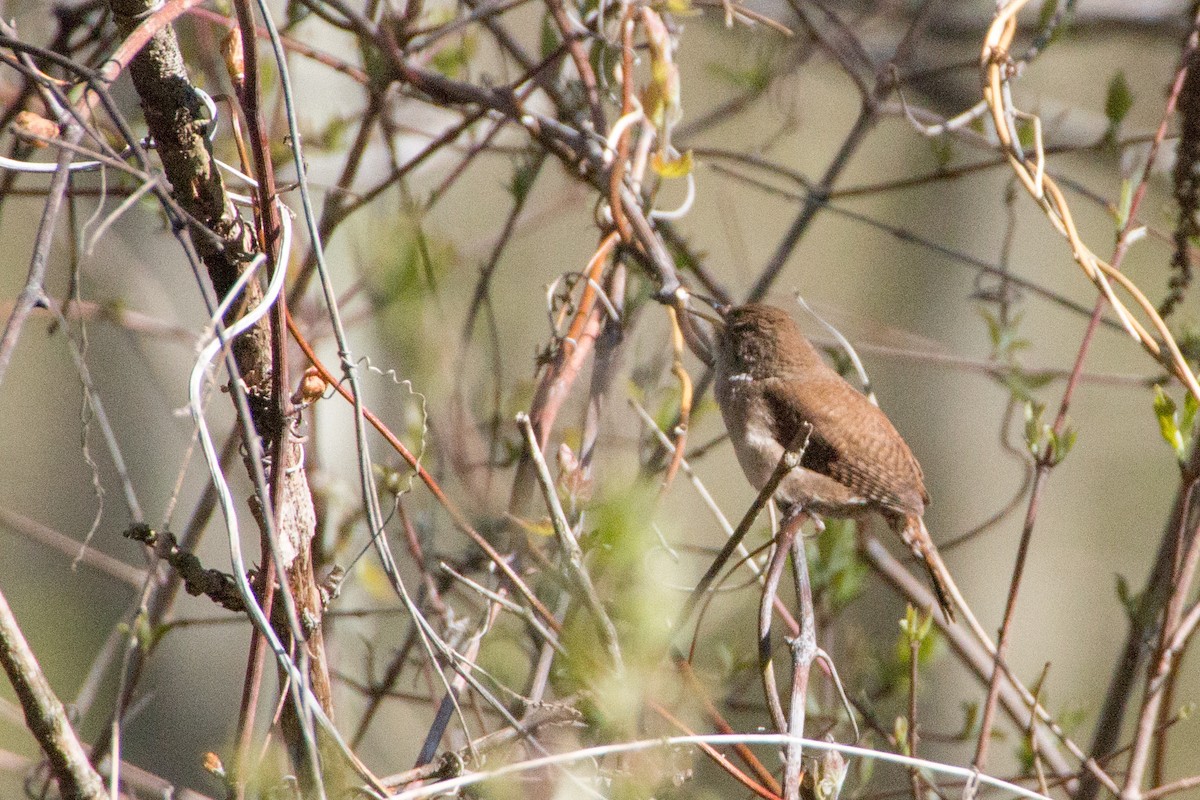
[715,372,871,513]
[715,375,786,492]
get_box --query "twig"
[0,586,107,800]
[0,122,84,387]
[287,313,560,631]
[580,265,627,473]
[440,564,565,656]
[760,518,796,736]
[1025,664,1053,799]
[1144,773,1200,800]
[968,3,1200,785]
[0,507,146,587]
[981,0,1200,401]
[386,732,1057,800]
[650,700,783,800]
[673,654,784,796]
[414,598,501,766]
[970,451,1053,771]
[516,412,623,669]
[863,536,1110,790]
[1122,484,1200,800]
[703,158,1137,331]
[679,422,812,626]
[543,0,604,136]
[747,0,939,302]
[908,616,923,800]
[661,304,694,491]
[784,515,817,800]
[508,232,616,515]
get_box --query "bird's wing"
[761,376,928,515]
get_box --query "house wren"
[711,302,955,620]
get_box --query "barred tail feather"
[903,515,956,623]
[920,551,956,623]
[896,517,1004,680]
[907,517,1000,661]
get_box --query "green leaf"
[809,520,867,611]
[1179,325,1200,364]
[1115,177,1134,229]
[540,12,559,59]
[1154,385,1185,459]
[1115,574,1141,620]
[1182,390,1198,442]
[898,604,934,646]
[1022,400,1075,465]
[431,37,476,79]
[1104,71,1134,135]
[929,136,954,170]
[979,309,1030,360]
[1016,736,1036,773]
[958,702,980,739]
[314,116,352,152]
[1060,706,1088,735]
[1024,401,1046,458]
[1036,0,1059,31]
[707,60,771,94]
[894,617,939,667]
[982,308,1002,350]
[1000,368,1054,404]
[1016,118,1036,151]
[856,748,876,785]
[917,610,934,640]
[373,462,407,495]
[358,39,390,90]
[133,611,156,654]
[894,716,910,754]
[285,0,310,27]
[508,155,541,203]
[1048,426,1076,466]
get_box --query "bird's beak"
[685,294,727,330]
[685,305,723,330]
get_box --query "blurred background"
[2,0,1199,797]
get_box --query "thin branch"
[517,412,623,669]
[0,122,84,386]
[0,586,107,800]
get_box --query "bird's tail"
[901,516,956,623]
[903,517,1000,654]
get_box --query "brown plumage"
[712,303,955,620]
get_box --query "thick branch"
[104,1,336,794]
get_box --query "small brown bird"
[710,302,955,620]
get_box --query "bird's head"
[716,303,824,379]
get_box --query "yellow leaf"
[651,149,694,178]
[508,514,556,537]
[356,559,394,600]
